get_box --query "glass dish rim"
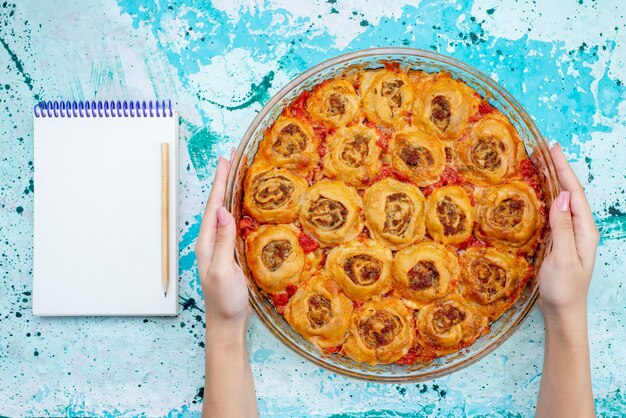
[225,47,557,383]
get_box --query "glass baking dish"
[225,48,558,382]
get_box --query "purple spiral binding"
[33,100,173,118]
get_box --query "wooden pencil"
[161,142,169,296]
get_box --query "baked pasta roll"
[455,112,525,186]
[393,242,459,303]
[284,274,353,349]
[322,125,382,186]
[307,80,361,127]
[474,181,544,254]
[362,178,426,250]
[389,128,446,186]
[412,73,479,141]
[459,247,529,320]
[243,161,308,223]
[257,116,319,175]
[360,69,414,128]
[417,295,487,354]
[343,298,415,365]
[239,63,549,367]
[325,240,393,301]
[425,185,475,245]
[299,180,363,246]
[246,225,305,293]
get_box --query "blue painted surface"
[0,0,625,416]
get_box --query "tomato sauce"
[517,239,539,257]
[271,286,298,314]
[469,100,495,123]
[395,348,419,366]
[468,192,476,206]
[392,170,412,183]
[313,79,332,91]
[271,293,290,312]
[317,141,328,159]
[526,177,542,198]
[518,266,535,290]
[286,285,298,297]
[376,136,390,152]
[288,90,311,119]
[364,165,391,185]
[422,185,435,197]
[239,216,259,239]
[362,120,391,152]
[422,166,465,196]
[324,346,342,354]
[365,164,412,186]
[313,124,334,141]
[440,166,464,186]
[457,235,488,250]
[519,158,536,178]
[519,158,542,197]
[298,232,320,253]
[384,61,402,72]
[318,249,329,267]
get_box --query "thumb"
[549,191,576,256]
[211,206,237,267]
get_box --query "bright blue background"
[1,0,624,416]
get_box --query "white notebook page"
[33,114,178,316]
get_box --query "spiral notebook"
[33,100,179,316]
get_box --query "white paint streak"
[211,0,416,49]
[472,0,626,81]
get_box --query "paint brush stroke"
[597,214,626,243]
[0,36,36,94]
[201,70,275,111]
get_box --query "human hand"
[536,144,598,418]
[195,156,250,329]
[196,157,258,418]
[538,144,600,324]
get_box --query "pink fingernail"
[557,191,570,212]
[217,207,230,226]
